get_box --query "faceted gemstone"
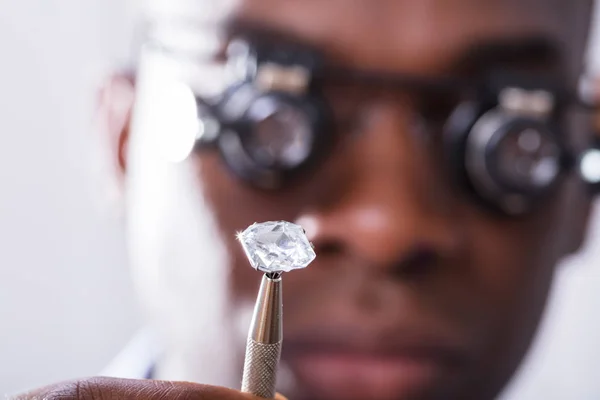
[238,221,316,273]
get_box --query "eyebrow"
[452,36,564,77]
[223,18,565,90]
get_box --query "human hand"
[12,377,287,400]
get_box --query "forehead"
[209,0,566,76]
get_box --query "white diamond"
[238,221,316,273]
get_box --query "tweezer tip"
[266,271,283,280]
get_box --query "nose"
[300,101,464,275]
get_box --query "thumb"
[12,377,265,400]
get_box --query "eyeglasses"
[134,34,599,215]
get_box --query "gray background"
[0,1,599,399]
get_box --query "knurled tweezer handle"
[241,273,283,399]
[241,339,282,398]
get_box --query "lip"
[283,328,468,400]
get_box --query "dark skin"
[18,1,594,399]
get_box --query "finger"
[12,377,265,400]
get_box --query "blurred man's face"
[122,1,591,400]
